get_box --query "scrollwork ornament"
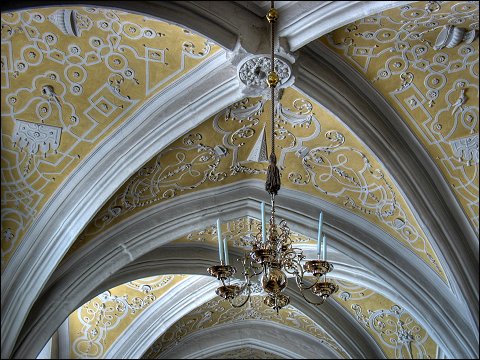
[0,7,229,270]
[369,305,429,359]
[325,130,345,147]
[288,171,310,185]
[183,133,202,146]
[182,40,211,58]
[145,296,347,358]
[425,1,441,13]
[396,72,414,91]
[323,0,478,233]
[73,290,158,358]
[277,99,314,127]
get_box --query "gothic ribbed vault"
[1,1,478,359]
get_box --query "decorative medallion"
[238,55,293,96]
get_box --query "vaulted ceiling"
[1,1,478,359]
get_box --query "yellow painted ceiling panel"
[68,274,188,358]
[0,7,220,271]
[333,280,438,359]
[321,1,479,232]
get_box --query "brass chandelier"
[207,1,338,312]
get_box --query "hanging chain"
[270,0,276,219]
[270,12,275,159]
[267,0,277,158]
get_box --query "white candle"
[317,211,323,258]
[217,219,224,263]
[322,234,327,261]
[261,202,266,243]
[223,238,229,265]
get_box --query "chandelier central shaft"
[207,0,338,312]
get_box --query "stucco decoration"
[237,54,294,97]
[333,280,438,359]
[141,295,348,359]
[179,216,311,251]
[214,347,284,359]
[322,0,479,232]
[68,275,188,358]
[140,278,438,359]
[0,7,220,271]
[74,88,446,281]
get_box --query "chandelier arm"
[228,291,252,308]
[281,247,304,271]
[239,255,256,280]
[298,286,327,306]
[231,255,262,295]
[243,256,264,279]
[235,281,250,295]
[249,267,265,277]
[282,254,301,274]
[296,276,320,291]
[228,282,252,308]
[229,255,255,308]
[288,255,323,292]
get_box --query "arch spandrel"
[141,295,349,359]
[332,280,438,359]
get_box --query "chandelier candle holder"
[207,1,338,312]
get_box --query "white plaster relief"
[48,9,92,37]
[1,9,231,357]
[12,119,61,156]
[351,304,431,359]
[434,24,478,50]
[246,125,268,163]
[72,275,176,358]
[450,135,479,165]
[238,55,291,87]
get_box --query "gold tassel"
[265,153,281,195]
